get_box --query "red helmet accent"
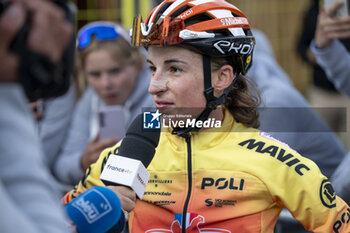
[131,0,255,74]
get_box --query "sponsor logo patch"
[320,179,336,208]
[333,208,350,233]
[201,177,245,190]
[205,198,237,207]
[146,213,231,232]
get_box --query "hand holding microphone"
[67,114,160,232]
[106,185,136,213]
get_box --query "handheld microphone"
[100,113,161,199]
[66,186,125,233]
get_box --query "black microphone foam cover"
[118,114,160,167]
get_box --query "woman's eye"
[89,72,101,79]
[169,66,182,73]
[148,66,156,73]
[109,68,121,75]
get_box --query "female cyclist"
[64,1,350,232]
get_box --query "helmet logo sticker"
[214,40,253,55]
[141,22,153,36]
[220,17,248,26]
[179,9,193,19]
[246,55,251,64]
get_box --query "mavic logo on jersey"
[214,40,253,55]
[143,110,161,129]
[145,213,231,233]
[239,139,311,176]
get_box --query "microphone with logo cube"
[99,113,160,199]
[100,155,150,199]
[66,114,160,233]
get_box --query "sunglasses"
[131,15,185,47]
[77,22,125,49]
[131,15,250,47]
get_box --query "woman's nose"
[100,73,113,89]
[148,75,168,95]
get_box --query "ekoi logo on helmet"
[214,40,253,56]
[146,213,231,233]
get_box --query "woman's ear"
[212,64,234,97]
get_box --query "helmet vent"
[213,29,230,37]
[231,12,241,17]
[184,12,213,27]
[155,2,173,19]
[245,29,253,36]
[171,5,192,18]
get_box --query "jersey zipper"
[182,136,192,233]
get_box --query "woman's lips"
[103,94,117,102]
[155,101,174,110]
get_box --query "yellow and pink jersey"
[64,110,350,233]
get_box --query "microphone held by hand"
[100,114,161,199]
[118,113,160,167]
[66,186,125,233]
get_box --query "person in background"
[297,0,350,148]
[311,1,350,205]
[0,0,73,232]
[54,21,154,185]
[64,1,350,232]
[31,84,76,186]
[311,1,350,96]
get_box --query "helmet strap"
[172,55,237,138]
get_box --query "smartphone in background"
[99,106,126,141]
[324,0,350,18]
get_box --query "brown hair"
[212,57,260,128]
[74,36,144,98]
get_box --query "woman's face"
[147,46,206,117]
[84,48,139,106]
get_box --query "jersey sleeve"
[63,143,121,203]
[261,142,350,233]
